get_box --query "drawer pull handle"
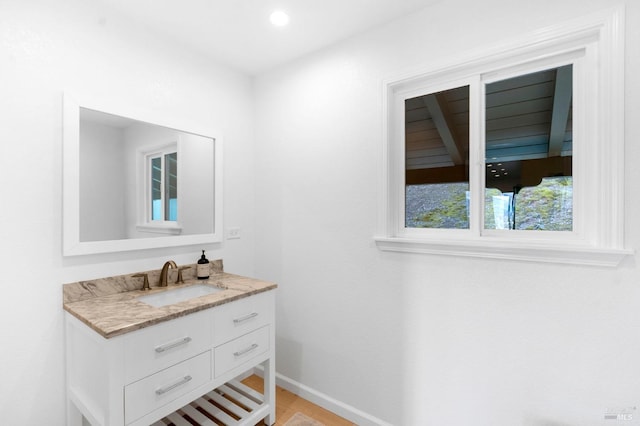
[155,375,192,395]
[233,312,258,324]
[155,336,192,353]
[234,343,259,357]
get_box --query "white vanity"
[61,94,270,425]
[64,267,276,426]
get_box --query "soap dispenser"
[197,250,210,280]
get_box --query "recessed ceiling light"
[270,10,290,27]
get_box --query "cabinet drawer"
[124,350,211,425]
[212,291,274,346]
[123,310,211,383]
[214,325,269,377]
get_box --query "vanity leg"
[263,358,276,425]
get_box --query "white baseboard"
[252,366,393,426]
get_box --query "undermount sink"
[137,284,223,307]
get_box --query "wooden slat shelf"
[151,380,269,426]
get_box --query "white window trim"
[136,141,183,234]
[375,7,632,267]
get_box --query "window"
[150,151,178,222]
[405,85,470,229]
[484,65,574,232]
[376,8,630,266]
[138,142,182,234]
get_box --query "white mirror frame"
[62,92,223,256]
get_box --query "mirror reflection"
[79,108,215,242]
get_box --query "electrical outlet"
[227,227,241,239]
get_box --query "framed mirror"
[63,93,223,256]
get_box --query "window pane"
[484,66,573,231]
[151,157,162,221]
[165,152,177,221]
[405,86,470,228]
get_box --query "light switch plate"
[227,227,241,239]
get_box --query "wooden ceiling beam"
[423,94,464,165]
[548,65,572,157]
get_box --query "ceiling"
[97,0,438,75]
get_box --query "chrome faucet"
[159,260,177,287]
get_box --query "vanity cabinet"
[65,290,275,426]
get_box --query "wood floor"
[241,375,355,426]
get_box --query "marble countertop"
[63,269,277,339]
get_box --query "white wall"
[0,0,256,424]
[254,0,640,425]
[179,132,217,236]
[80,120,126,241]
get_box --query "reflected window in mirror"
[484,65,573,231]
[147,147,178,223]
[405,85,470,229]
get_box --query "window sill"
[136,224,183,235]
[374,236,633,267]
